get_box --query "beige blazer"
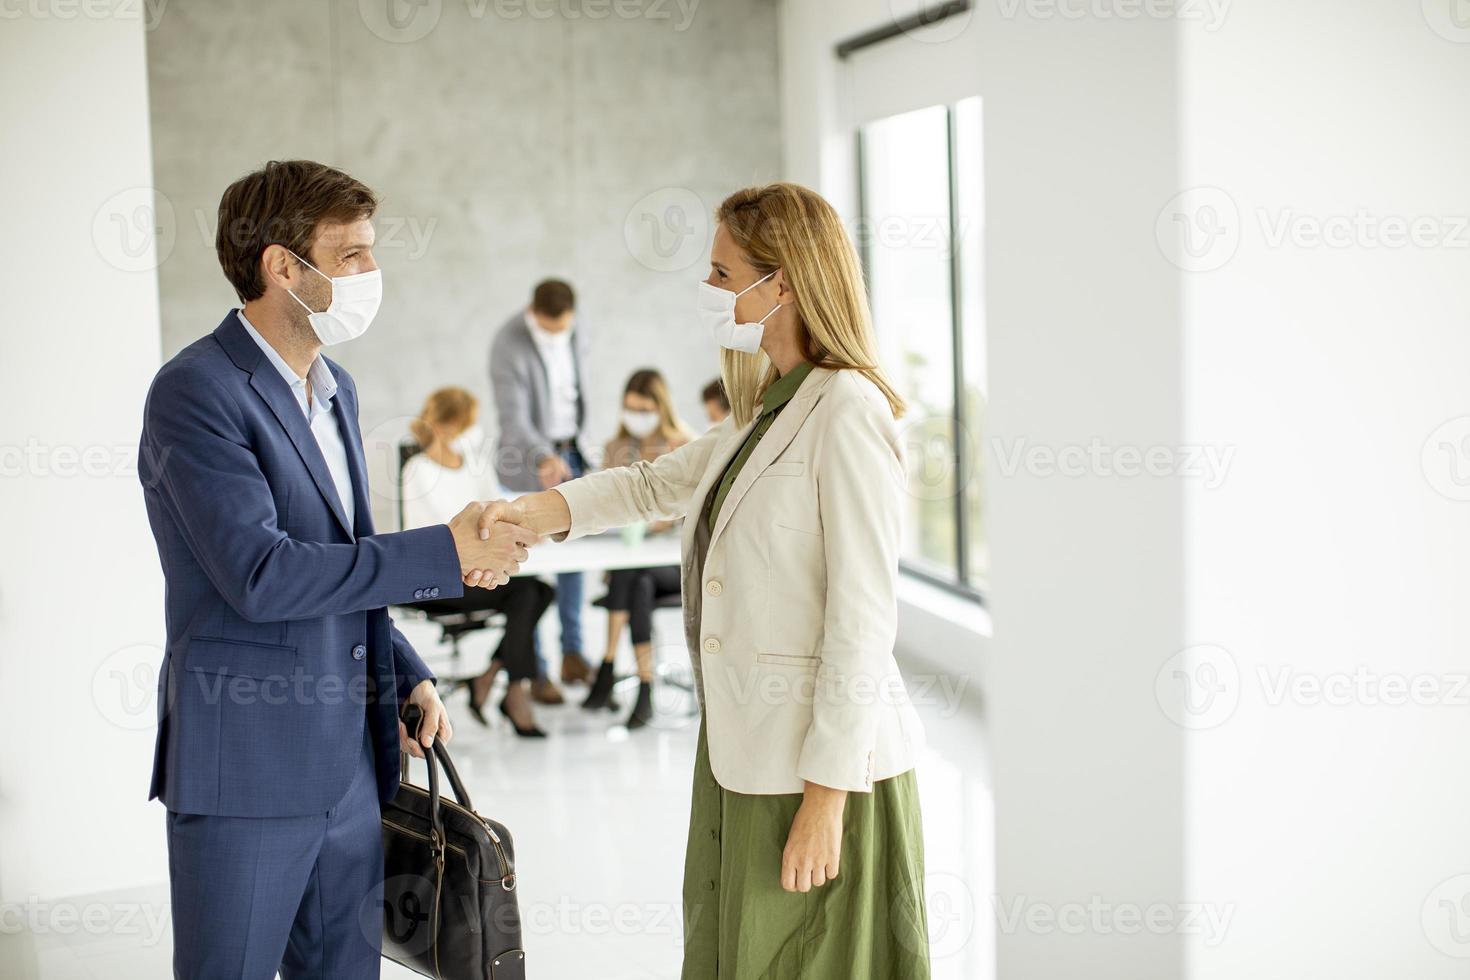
[553,367,924,794]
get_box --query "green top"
[706,361,815,532]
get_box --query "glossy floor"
[3,617,992,979]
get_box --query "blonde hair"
[715,183,906,426]
[615,368,692,443]
[410,386,477,448]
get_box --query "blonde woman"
[469,184,929,977]
[402,387,554,737]
[581,368,697,727]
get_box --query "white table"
[515,529,682,577]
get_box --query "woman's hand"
[781,782,847,892]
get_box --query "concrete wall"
[145,0,781,527]
[0,8,167,906]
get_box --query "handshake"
[447,498,539,590]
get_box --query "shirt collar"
[236,309,337,414]
[524,310,573,348]
[761,361,815,416]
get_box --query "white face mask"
[287,250,382,346]
[622,409,660,439]
[697,270,779,354]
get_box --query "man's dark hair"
[531,279,576,318]
[702,378,730,411]
[215,160,378,302]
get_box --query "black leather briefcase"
[381,705,526,979]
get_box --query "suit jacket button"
[352,644,366,661]
[429,587,440,598]
[706,579,723,596]
[413,589,425,600]
[703,636,721,654]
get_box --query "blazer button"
[429,587,440,598]
[706,579,723,596]
[703,636,721,654]
[352,644,367,661]
[413,589,425,600]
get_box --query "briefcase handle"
[399,704,478,824]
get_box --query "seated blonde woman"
[402,386,554,738]
[580,368,696,727]
[470,183,930,978]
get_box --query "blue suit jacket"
[138,312,465,817]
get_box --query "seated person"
[403,386,554,738]
[581,369,696,729]
[702,376,731,426]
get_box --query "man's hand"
[448,501,539,589]
[537,454,572,489]
[781,782,848,893]
[399,679,452,759]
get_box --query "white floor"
[2,610,992,979]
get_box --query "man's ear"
[259,244,297,292]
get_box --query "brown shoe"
[560,654,593,686]
[531,677,565,705]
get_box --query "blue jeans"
[535,443,586,678]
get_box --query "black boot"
[626,680,654,730]
[582,661,618,711]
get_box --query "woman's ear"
[775,268,797,305]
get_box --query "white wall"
[1180,2,1470,976]
[0,10,166,908]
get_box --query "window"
[859,96,985,598]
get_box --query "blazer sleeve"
[141,365,465,623]
[551,417,733,540]
[795,391,904,793]
[390,616,435,701]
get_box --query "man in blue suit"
[138,160,535,979]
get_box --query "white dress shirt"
[237,310,356,532]
[524,311,580,441]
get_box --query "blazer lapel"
[706,368,838,555]
[217,314,355,539]
[332,373,373,537]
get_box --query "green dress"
[681,363,931,979]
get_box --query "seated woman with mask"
[402,386,554,737]
[580,369,695,728]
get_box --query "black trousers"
[602,565,681,645]
[412,577,554,682]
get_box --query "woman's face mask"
[696,270,780,354]
[622,409,660,439]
